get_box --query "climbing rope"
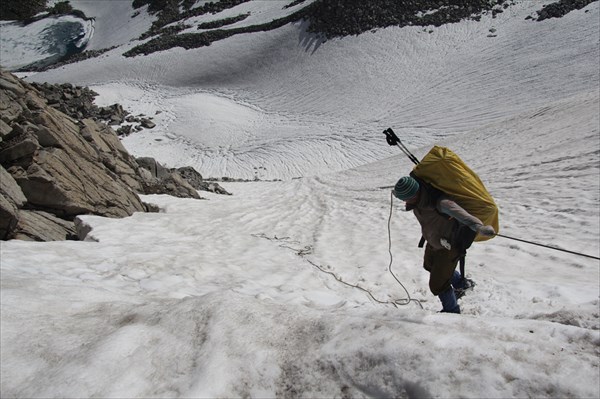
[387,191,424,308]
[252,224,424,309]
[382,186,599,261]
[495,234,600,260]
[302,257,408,308]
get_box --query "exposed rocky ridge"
[135,157,231,196]
[0,0,87,21]
[0,70,146,240]
[124,0,512,57]
[306,0,597,37]
[0,70,227,241]
[123,0,598,57]
[10,0,596,70]
[28,81,154,135]
[304,0,512,38]
[124,4,310,57]
[534,0,596,21]
[133,0,250,38]
[0,0,46,21]
[176,166,232,195]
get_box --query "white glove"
[477,225,496,237]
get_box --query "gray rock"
[33,126,62,147]
[144,202,161,213]
[0,166,27,239]
[137,156,171,180]
[175,166,231,195]
[116,125,133,136]
[1,165,27,206]
[1,70,206,241]
[74,216,95,241]
[203,181,232,195]
[140,118,156,129]
[141,170,202,199]
[0,194,20,240]
[0,74,26,95]
[0,118,12,139]
[13,147,146,217]
[12,210,76,241]
[176,166,203,186]
[0,137,39,164]
[0,90,23,124]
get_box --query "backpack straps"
[411,174,470,278]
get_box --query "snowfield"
[0,14,93,70]
[1,0,599,398]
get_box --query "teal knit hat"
[393,176,420,200]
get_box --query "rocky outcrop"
[124,0,516,57]
[136,157,201,199]
[11,210,77,241]
[0,164,26,238]
[29,81,156,135]
[176,166,231,195]
[0,70,148,240]
[0,0,46,21]
[136,157,231,197]
[0,70,211,241]
[304,0,513,39]
[535,0,596,21]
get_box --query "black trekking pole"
[383,128,420,165]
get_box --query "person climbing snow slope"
[393,175,496,314]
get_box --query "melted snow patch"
[0,15,92,70]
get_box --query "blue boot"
[438,287,460,314]
[451,270,463,287]
[451,270,476,300]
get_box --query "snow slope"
[23,0,599,180]
[1,0,599,397]
[0,15,93,70]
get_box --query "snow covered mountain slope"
[1,0,599,397]
[23,0,600,180]
[1,87,598,397]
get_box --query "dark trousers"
[423,244,461,296]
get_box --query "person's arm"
[437,198,496,236]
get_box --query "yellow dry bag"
[412,146,499,242]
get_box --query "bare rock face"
[136,158,232,197]
[12,210,77,241]
[176,166,231,195]
[0,70,150,240]
[136,157,202,199]
[0,70,228,241]
[0,165,26,238]
[28,81,156,136]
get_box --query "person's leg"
[438,287,460,313]
[451,269,463,288]
[425,245,459,295]
[424,245,461,312]
[451,269,475,291]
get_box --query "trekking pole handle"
[383,128,420,165]
[383,128,400,146]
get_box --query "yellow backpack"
[412,146,499,242]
